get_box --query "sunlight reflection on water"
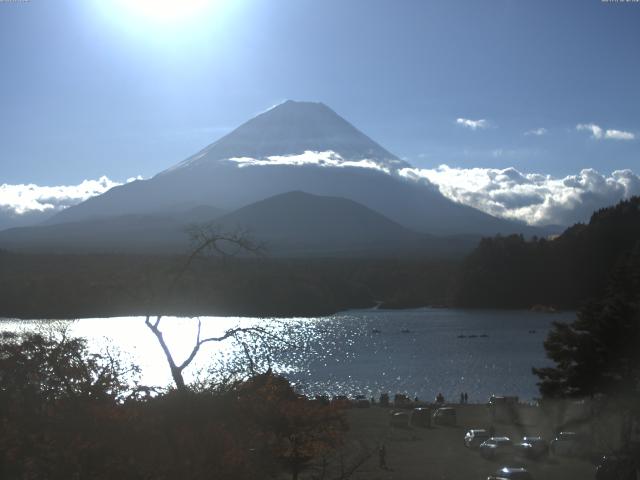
[0,308,575,401]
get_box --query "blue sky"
[0,0,638,186]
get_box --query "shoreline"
[0,305,576,322]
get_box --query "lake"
[0,308,574,402]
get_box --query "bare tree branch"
[177,326,266,372]
[143,224,269,391]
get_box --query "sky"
[0,0,639,225]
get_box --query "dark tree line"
[0,252,457,318]
[453,196,640,309]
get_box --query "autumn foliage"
[0,331,345,479]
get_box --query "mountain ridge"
[0,190,479,257]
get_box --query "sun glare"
[117,0,213,24]
[89,0,234,48]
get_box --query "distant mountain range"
[0,100,550,256]
[0,191,478,257]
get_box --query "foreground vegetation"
[0,330,346,479]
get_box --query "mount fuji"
[1,101,539,255]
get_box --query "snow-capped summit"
[165,100,409,174]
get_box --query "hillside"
[216,191,433,256]
[0,191,476,257]
[453,196,640,308]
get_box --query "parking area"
[341,404,596,480]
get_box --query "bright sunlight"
[113,0,216,25]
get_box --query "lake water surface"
[0,308,574,402]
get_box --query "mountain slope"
[47,100,536,237]
[0,191,477,256]
[0,204,226,254]
[0,215,188,254]
[215,191,426,255]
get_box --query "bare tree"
[144,225,269,392]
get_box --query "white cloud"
[398,165,640,226]
[604,129,635,141]
[576,123,635,141]
[577,123,603,139]
[456,118,489,130]
[525,128,547,136]
[0,176,140,216]
[228,150,391,174]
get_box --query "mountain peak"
[165,100,409,174]
[273,99,327,108]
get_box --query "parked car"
[486,466,533,480]
[464,429,490,448]
[488,396,519,405]
[412,407,431,427]
[596,453,638,480]
[479,436,514,460]
[514,436,549,459]
[355,395,370,408]
[389,410,410,427]
[433,407,456,426]
[549,431,590,457]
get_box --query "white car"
[432,407,456,426]
[389,410,410,427]
[479,436,514,459]
[514,436,548,459]
[464,429,490,448]
[487,466,533,480]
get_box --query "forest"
[453,197,640,309]
[0,252,456,318]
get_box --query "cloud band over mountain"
[0,176,140,230]
[1,153,638,230]
[400,166,640,226]
[228,150,392,174]
[0,176,128,215]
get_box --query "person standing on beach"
[379,444,387,469]
[464,392,468,404]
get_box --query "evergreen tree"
[533,245,640,403]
